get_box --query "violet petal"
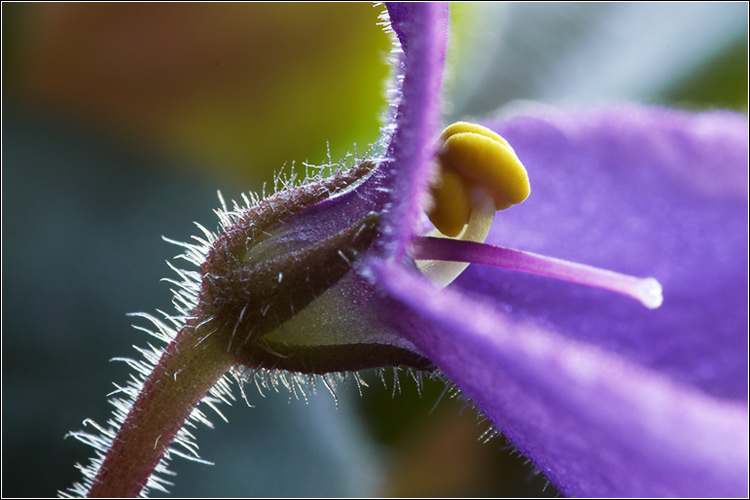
[374,3,449,261]
[454,105,748,400]
[370,104,747,496]
[373,260,749,497]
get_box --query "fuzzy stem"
[87,319,232,498]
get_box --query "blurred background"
[2,3,747,497]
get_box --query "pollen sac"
[428,164,473,239]
[427,121,530,237]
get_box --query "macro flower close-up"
[3,2,747,498]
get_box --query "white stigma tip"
[637,277,663,309]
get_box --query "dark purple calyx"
[195,162,431,373]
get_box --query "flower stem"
[87,318,232,498]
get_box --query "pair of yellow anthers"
[427,121,530,238]
[417,121,530,288]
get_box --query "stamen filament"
[413,237,663,309]
[416,194,495,287]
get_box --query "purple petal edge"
[375,3,449,261]
[373,261,749,497]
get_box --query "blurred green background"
[2,3,747,497]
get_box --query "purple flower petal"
[374,260,748,497]
[458,105,748,400]
[370,104,748,496]
[373,3,449,261]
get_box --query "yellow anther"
[439,121,513,150]
[428,165,472,237]
[427,121,530,237]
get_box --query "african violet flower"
[64,3,748,497]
